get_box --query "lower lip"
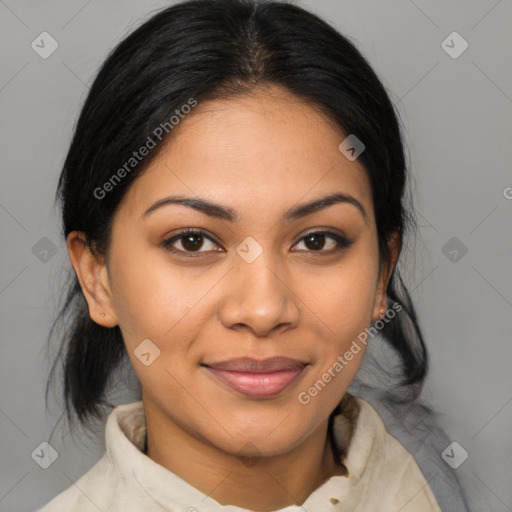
[203,366,306,398]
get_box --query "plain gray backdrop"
[0,0,511,511]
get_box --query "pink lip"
[201,357,308,398]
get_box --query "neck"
[143,398,346,510]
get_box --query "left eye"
[292,231,352,253]
[162,229,351,255]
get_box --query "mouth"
[200,356,309,398]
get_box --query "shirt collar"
[105,394,381,511]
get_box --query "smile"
[201,357,309,398]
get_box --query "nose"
[219,248,301,338]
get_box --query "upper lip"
[202,356,307,373]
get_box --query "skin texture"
[67,85,399,510]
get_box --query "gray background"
[0,0,511,510]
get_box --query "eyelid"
[297,227,350,243]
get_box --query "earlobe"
[372,232,401,323]
[66,231,118,328]
[372,284,388,324]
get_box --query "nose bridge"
[238,239,280,294]
[219,235,300,335]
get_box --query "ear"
[371,232,401,323]
[66,231,118,327]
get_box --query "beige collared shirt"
[37,396,441,511]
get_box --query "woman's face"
[75,85,396,459]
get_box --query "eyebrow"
[142,192,366,222]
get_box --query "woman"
[40,0,470,510]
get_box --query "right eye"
[161,228,223,256]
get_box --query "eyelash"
[161,228,353,257]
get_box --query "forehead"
[118,86,373,222]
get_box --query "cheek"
[303,251,379,339]
[295,248,379,400]
[296,257,376,408]
[108,244,197,346]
